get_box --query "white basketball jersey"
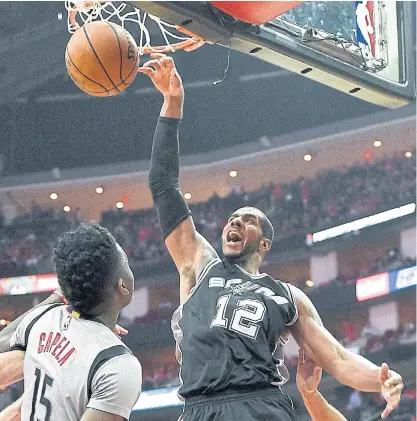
[10,304,141,421]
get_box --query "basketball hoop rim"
[66,1,208,54]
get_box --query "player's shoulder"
[18,303,65,333]
[271,278,292,294]
[78,320,131,352]
[24,303,65,323]
[273,278,293,291]
[10,303,65,351]
[92,347,141,384]
[271,279,299,308]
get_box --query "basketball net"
[65,1,207,54]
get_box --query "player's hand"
[138,53,184,99]
[296,348,322,395]
[379,362,403,419]
[114,324,128,336]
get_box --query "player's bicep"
[81,408,126,421]
[289,286,348,375]
[87,355,142,420]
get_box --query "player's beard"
[223,239,259,265]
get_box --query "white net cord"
[65,1,198,55]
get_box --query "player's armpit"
[80,408,126,421]
[0,351,24,389]
[289,286,381,393]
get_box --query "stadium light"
[50,193,58,200]
[95,186,104,194]
[303,154,312,162]
[229,170,238,178]
[308,203,416,244]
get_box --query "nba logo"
[63,315,72,331]
[355,1,375,58]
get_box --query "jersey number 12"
[30,367,54,421]
[210,294,266,339]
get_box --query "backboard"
[129,1,416,109]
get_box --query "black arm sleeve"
[149,117,191,239]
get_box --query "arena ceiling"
[0,2,414,177]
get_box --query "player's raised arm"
[289,285,403,419]
[139,54,218,303]
[297,349,349,421]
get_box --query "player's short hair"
[54,222,120,314]
[231,207,275,243]
[260,214,274,244]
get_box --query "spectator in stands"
[0,153,415,276]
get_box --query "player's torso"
[21,305,129,421]
[172,258,297,399]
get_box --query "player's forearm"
[328,347,380,392]
[301,391,348,421]
[0,351,24,388]
[0,293,62,353]
[149,106,191,240]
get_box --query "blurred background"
[0,2,415,421]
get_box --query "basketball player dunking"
[0,223,141,421]
[139,53,403,421]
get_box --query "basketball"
[65,21,139,97]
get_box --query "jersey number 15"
[30,367,54,421]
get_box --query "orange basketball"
[65,21,139,97]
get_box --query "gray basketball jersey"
[10,304,141,421]
[171,258,298,399]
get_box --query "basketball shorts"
[180,387,297,421]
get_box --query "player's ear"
[259,238,271,252]
[116,278,130,296]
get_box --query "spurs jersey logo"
[229,281,260,296]
[208,277,289,306]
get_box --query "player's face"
[221,211,263,259]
